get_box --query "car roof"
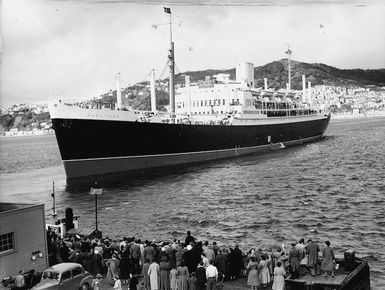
[44,263,83,273]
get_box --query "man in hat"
[288,243,301,278]
[232,244,243,279]
[183,245,194,273]
[91,274,103,290]
[214,249,228,280]
[206,260,218,290]
[185,230,195,245]
[130,239,141,274]
[196,262,207,290]
[144,242,156,263]
[306,239,320,276]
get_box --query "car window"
[72,267,82,276]
[43,271,59,280]
[61,271,71,281]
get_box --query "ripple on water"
[1,119,385,289]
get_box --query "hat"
[96,274,103,279]
[187,245,192,251]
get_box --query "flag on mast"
[285,49,292,55]
[164,7,171,14]
[90,187,103,195]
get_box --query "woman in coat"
[177,261,190,290]
[321,241,335,277]
[148,260,160,290]
[106,254,120,281]
[159,256,170,290]
[142,258,151,290]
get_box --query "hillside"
[98,59,383,111]
[175,59,385,90]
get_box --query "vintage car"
[32,263,94,290]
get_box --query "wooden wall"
[0,204,48,277]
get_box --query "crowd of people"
[46,228,336,290]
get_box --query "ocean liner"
[49,9,330,182]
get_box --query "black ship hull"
[52,114,331,181]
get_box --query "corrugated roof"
[0,203,41,213]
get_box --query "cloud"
[1,1,384,108]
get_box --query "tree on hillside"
[0,114,14,130]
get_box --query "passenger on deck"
[185,230,195,245]
[258,255,271,287]
[247,256,260,290]
[272,261,285,290]
[288,243,301,279]
[142,258,151,290]
[321,241,335,277]
[306,239,320,276]
[195,262,207,290]
[148,260,160,290]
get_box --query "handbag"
[300,254,308,265]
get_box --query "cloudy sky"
[1,0,384,108]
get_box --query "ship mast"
[165,7,175,113]
[286,46,292,91]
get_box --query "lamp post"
[90,184,103,234]
[51,181,57,217]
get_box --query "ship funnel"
[236,62,254,87]
[308,81,312,106]
[150,69,156,112]
[264,78,268,91]
[185,75,191,115]
[302,75,306,102]
[116,73,122,109]
[185,75,190,88]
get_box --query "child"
[113,275,122,290]
[188,272,197,290]
[128,274,138,290]
[170,265,178,290]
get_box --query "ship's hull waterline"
[52,113,331,181]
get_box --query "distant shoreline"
[331,111,385,120]
[0,132,55,138]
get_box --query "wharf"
[99,277,257,290]
[98,257,369,290]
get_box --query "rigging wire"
[158,60,170,81]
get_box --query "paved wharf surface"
[286,273,347,286]
[100,277,263,290]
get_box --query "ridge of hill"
[175,59,385,89]
[100,59,384,111]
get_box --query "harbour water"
[0,117,384,289]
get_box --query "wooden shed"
[0,203,48,277]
